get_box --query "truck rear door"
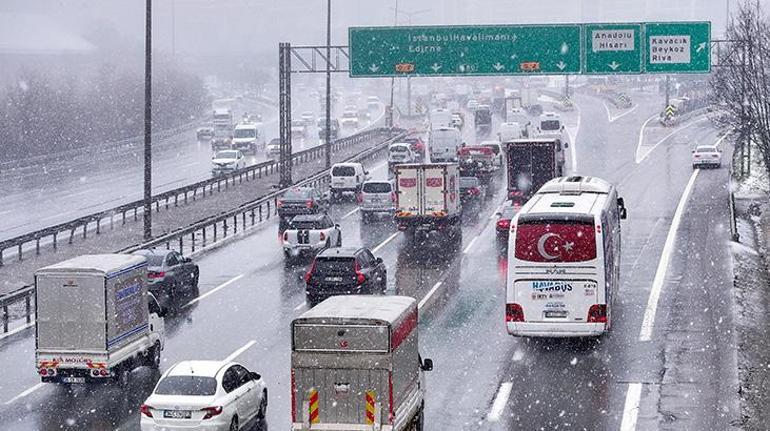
[423,166,448,215]
[396,167,420,217]
[531,143,557,192]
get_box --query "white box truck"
[394,163,462,242]
[428,127,462,163]
[35,254,165,385]
[291,295,433,431]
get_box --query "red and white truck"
[394,163,462,243]
[291,295,433,431]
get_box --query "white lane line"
[342,207,360,219]
[463,235,480,254]
[610,104,638,123]
[639,169,699,341]
[294,302,306,312]
[486,382,513,422]
[602,102,612,122]
[4,383,44,406]
[418,281,443,310]
[372,232,399,254]
[224,340,257,363]
[184,274,245,307]
[635,114,658,162]
[620,383,643,431]
[636,116,709,163]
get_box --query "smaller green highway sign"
[584,23,643,74]
[349,21,711,77]
[645,22,711,73]
[349,24,582,77]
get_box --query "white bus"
[506,176,627,337]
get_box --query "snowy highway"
[0,89,741,430]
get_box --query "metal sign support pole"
[279,42,292,188]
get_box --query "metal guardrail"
[0,127,408,337]
[0,128,391,267]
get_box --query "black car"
[304,247,387,305]
[459,176,486,207]
[132,249,199,304]
[277,187,330,229]
[495,203,520,246]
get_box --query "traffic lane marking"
[610,104,638,123]
[638,168,699,341]
[462,235,479,254]
[486,381,513,422]
[417,281,443,310]
[184,274,245,308]
[342,207,360,219]
[620,383,643,431]
[636,116,710,164]
[224,340,257,363]
[372,232,399,254]
[4,382,44,406]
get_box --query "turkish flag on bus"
[514,221,597,263]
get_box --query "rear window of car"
[155,376,217,396]
[284,189,312,200]
[696,147,717,153]
[215,151,238,159]
[363,182,392,193]
[460,177,479,188]
[390,146,408,152]
[315,257,355,274]
[332,166,356,176]
[142,254,165,266]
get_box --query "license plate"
[61,377,85,384]
[545,310,568,318]
[325,276,343,282]
[164,410,192,419]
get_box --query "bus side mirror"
[421,358,433,372]
[617,197,627,219]
[563,142,569,148]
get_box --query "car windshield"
[283,188,313,200]
[234,128,255,138]
[390,146,408,152]
[363,182,391,193]
[332,166,356,176]
[541,120,561,131]
[137,253,165,266]
[697,147,717,153]
[290,220,323,229]
[215,151,238,159]
[155,376,217,396]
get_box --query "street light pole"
[325,0,332,169]
[171,0,176,59]
[143,0,153,240]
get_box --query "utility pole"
[143,0,153,240]
[665,75,670,107]
[388,0,398,128]
[565,76,570,99]
[171,0,176,59]
[325,0,332,169]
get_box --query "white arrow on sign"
[430,63,442,72]
[556,61,567,71]
[696,42,707,53]
[369,64,380,72]
[492,62,505,71]
[608,61,621,71]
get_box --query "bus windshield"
[514,219,596,263]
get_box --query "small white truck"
[35,254,165,385]
[291,295,433,431]
[232,121,264,154]
[394,163,462,243]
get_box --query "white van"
[536,112,564,137]
[429,108,452,130]
[506,176,627,337]
[428,127,462,163]
[498,122,523,143]
[330,162,368,201]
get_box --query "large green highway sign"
[349,21,711,77]
[349,24,582,77]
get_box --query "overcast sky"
[0,0,752,57]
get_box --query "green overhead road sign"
[348,21,711,77]
[584,23,643,74]
[348,24,582,77]
[645,22,711,73]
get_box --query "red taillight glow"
[506,303,524,322]
[391,191,397,203]
[496,219,511,231]
[319,231,326,241]
[304,259,317,283]
[148,271,165,279]
[354,261,366,285]
[468,187,480,196]
[201,406,223,420]
[587,304,607,323]
[140,404,153,418]
[305,200,314,209]
[356,193,363,204]
[39,368,48,376]
[277,200,284,208]
[694,154,701,158]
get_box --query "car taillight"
[319,231,326,241]
[201,406,223,420]
[356,193,363,203]
[306,200,314,208]
[587,304,607,323]
[496,219,511,231]
[391,191,397,203]
[506,303,524,322]
[140,404,154,418]
[469,187,480,195]
[304,259,317,283]
[39,368,48,376]
[148,271,165,279]
[277,200,284,208]
[354,261,366,285]
[694,154,701,158]
[712,154,719,158]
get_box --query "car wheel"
[115,364,131,386]
[147,341,161,368]
[192,271,199,288]
[229,416,239,431]
[257,389,268,419]
[336,231,343,247]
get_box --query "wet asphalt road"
[0,89,739,430]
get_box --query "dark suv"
[304,247,387,305]
[132,249,199,307]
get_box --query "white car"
[479,140,504,167]
[388,143,415,165]
[211,150,246,176]
[301,111,314,124]
[360,180,397,222]
[282,214,342,258]
[140,360,267,431]
[692,145,723,169]
[340,110,360,128]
